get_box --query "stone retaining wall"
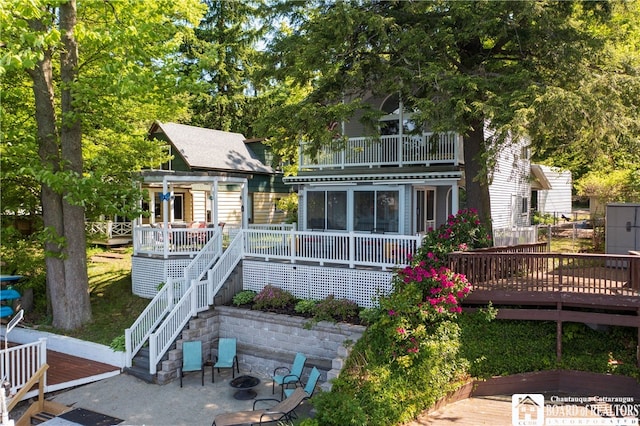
[157,306,365,388]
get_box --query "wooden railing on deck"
[449,250,639,295]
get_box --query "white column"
[450,182,459,216]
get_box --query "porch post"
[451,182,459,216]
[242,180,248,229]
[162,177,169,258]
[212,178,219,228]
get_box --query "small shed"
[606,203,640,255]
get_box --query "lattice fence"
[242,260,393,308]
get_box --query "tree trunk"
[57,0,92,329]
[463,118,493,238]
[27,1,92,330]
[27,19,66,322]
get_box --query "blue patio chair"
[213,338,239,383]
[272,352,306,399]
[284,366,321,399]
[179,340,204,387]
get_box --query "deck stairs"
[123,346,165,383]
[123,266,241,383]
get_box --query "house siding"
[251,192,288,224]
[535,166,572,216]
[217,190,243,225]
[488,136,531,230]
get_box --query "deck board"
[46,349,120,386]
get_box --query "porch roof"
[283,166,462,185]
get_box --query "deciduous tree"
[1,0,205,329]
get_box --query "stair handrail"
[7,363,48,412]
[184,228,223,283]
[207,230,244,304]
[148,279,194,374]
[145,231,246,374]
[124,280,176,368]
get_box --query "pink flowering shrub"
[252,284,296,310]
[377,209,489,367]
[413,208,492,268]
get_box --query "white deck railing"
[300,132,463,170]
[244,229,422,270]
[1,338,47,395]
[493,226,539,247]
[86,221,133,238]
[128,229,418,373]
[133,226,220,258]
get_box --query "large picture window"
[354,190,399,233]
[306,191,347,230]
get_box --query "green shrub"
[109,335,126,352]
[313,295,359,323]
[294,299,317,315]
[232,290,257,306]
[252,284,296,310]
[306,390,367,425]
[359,307,382,325]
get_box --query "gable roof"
[150,121,273,175]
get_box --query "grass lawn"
[34,247,148,347]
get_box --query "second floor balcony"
[299,132,464,170]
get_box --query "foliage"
[320,319,469,425]
[358,307,383,326]
[232,290,257,306]
[312,295,359,323]
[109,335,126,352]
[532,211,555,225]
[260,1,634,226]
[1,0,206,329]
[294,299,317,315]
[458,316,639,381]
[252,284,296,310]
[412,208,492,267]
[375,210,486,369]
[576,168,640,205]
[276,193,299,224]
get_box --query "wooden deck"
[45,348,120,389]
[11,342,121,398]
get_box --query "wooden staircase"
[7,364,71,426]
[16,400,71,426]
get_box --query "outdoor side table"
[229,375,260,400]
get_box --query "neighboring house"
[488,135,532,230]
[143,121,289,226]
[530,164,573,217]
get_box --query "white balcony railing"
[300,132,463,170]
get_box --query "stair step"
[31,411,56,425]
[123,365,156,383]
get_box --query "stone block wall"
[157,305,365,390]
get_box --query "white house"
[530,164,573,217]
